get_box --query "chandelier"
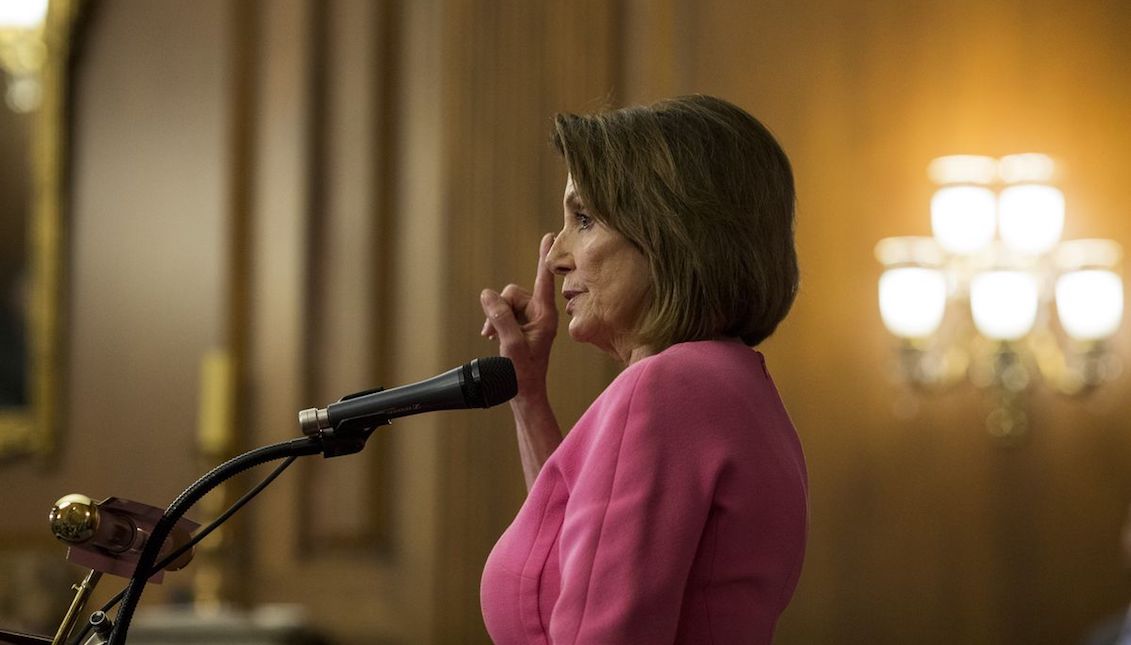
[875,153,1124,442]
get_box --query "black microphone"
[298,356,517,439]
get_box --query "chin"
[568,317,618,355]
[567,316,602,345]
[566,317,590,343]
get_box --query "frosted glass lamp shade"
[1055,239,1123,271]
[970,271,1039,340]
[998,184,1065,255]
[879,267,948,338]
[998,153,1057,184]
[1056,270,1124,341]
[927,155,998,185]
[931,186,997,254]
[874,236,944,267]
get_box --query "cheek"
[595,258,651,325]
[570,234,651,336]
[565,288,612,341]
[612,254,651,310]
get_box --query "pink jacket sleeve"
[549,358,725,643]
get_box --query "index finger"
[532,232,556,306]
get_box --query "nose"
[546,230,573,275]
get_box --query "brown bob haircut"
[551,95,799,351]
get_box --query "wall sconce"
[875,153,1124,442]
[0,0,50,112]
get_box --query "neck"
[606,332,652,366]
[617,335,745,365]
[626,344,654,365]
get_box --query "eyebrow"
[564,190,587,211]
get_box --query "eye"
[575,211,594,231]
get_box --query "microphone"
[48,495,198,580]
[298,356,517,445]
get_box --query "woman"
[478,95,806,644]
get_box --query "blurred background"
[1,0,1130,643]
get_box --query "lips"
[563,289,585,314]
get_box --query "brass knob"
[49,494,99,544]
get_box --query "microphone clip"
[298,386,390,459]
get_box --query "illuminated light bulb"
[970,270,1039,340]
[927,155,998,185]
[1056,270,1124,341]
[0,0,49,29]
[878,267,948,338]
[998,184,1065,255]
[931,185,997,254]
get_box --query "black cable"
[106,437,322,644]
[67,454,301,645]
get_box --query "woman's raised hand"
[479,233,559,399]
[482,233,563,484]
[480,233,558,401]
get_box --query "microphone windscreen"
[470,356,518,407]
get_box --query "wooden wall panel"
[245,0,314,615]
[7,1,1130,643]
[245,1,415,642]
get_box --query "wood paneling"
[243,1,411,642]
[5,1,1131,643]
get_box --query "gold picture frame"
[0,0,86,459]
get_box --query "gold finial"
[49,493,99,543]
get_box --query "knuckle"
[501,283,527,299]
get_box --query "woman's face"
[547,176,652,362]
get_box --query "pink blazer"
[481,340,808,644]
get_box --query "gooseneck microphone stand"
[0,356,516,645]
[105,436,324,645]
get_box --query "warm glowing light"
[0,0,49,29]
[876,153,1123,427]
[878,267,948,338]
[927,155,998,185]
[998,153,1056,184]
[1056,270,1124,341]
[998,184,1065,255]
[1055,239,1123,272]
[931,186,996,254]
[874,236,944,267]
[970,271,1039,340]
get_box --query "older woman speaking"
[478,95,807,644]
